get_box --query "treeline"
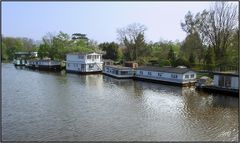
[37,32,101,60]
[2,37,38,61]
[2,2,238,71]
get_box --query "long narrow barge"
[26,59,62,71]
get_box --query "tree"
[204,46,215,70]
[99,42,121,61]
[72,33,89,41]
[189,52,195,65]
[181,2,238,66]
[181,11,198,34]
[117,23,148,61]
[38,43,50,59]
[174,58,190,67]
[181,32,204,63]
[1,42,8,61]
[20,38,36,52]
[203,2,237,65]
[227,29,238,66]
[168,47,175,66]
[2,37,24,60]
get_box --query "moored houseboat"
[199,72,239,95]
[66,52,103,73]
[26,58,62,71]
[13,52,38,66]
[134,66,197,86]
[195,76,213,88]
[102,65,135,79]
[13,59,27,66]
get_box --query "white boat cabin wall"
[213,73,238,90]
[135,67,196,84]
[66,52,103,73]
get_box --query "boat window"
[158,73,162,76]
[81,64,85,69]
[171,74,178,78]
[185,75,189,79]
[89,64,94,69]
[140,71,143,75]
[219,76,224,87]
[78,55,83,59]
[121,71,128,75]
[148,72,152,76]
[190,74,194,78]
[224,76,231,88]
[87,55,91,59]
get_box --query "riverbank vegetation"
[2,2,238,71]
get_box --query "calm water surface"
[2,63,238,141]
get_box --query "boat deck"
[198,85,239,96]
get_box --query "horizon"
[2,1,238,44]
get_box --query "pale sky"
[2,2,237,43]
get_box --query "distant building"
[135,66,197,86]
[213,72,238,90]
[66,52,103,73]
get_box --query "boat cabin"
[66,52,103,73]
[135,66,197,85]
[213,72,238,90]
[102,65,134,78]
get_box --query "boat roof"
[104,65,133,70]
[200,76,211,79]
[213,71,239,77]
[67,52,102,55]
[136,66,195,74]
[103,59,114,62]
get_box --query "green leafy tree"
[174,57,190,67]
[168,47,176,66]
[189,52,195,66]
[1,42,8,61]
[204,46,215,70]
[180,32,204,64]
[181,2,238,66]
[99,42,120,61]
[117,23,148,61]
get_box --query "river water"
[2,63,238,141]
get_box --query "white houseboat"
[213,72,238,90]
[134,66,197,86]
[66,52,103,73]
[13,52,38,66]
[197,72,239,95]
[102,65,135,78]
